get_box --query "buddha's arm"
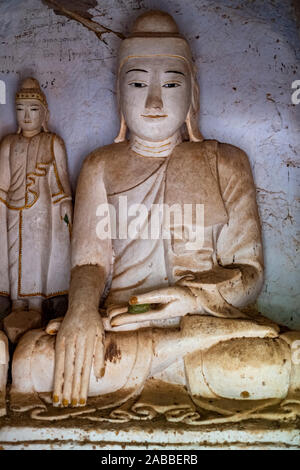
[71,153,112,277]
[177,143,263,318]
[53,154,112,407]
[215,143,264,307]
[177,143,263,317]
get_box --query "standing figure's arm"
[53,153,113,408]
[50,135,73,229]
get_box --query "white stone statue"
[9,12,300,425]
[0,78,72,415]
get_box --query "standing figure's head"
[115,10,203,143]
[15,77,49,135]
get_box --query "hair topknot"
[130,10,180,36]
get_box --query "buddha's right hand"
[53,306,105,408]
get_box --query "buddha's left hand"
[108,286,202,327]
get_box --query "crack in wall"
[42,0,125,40]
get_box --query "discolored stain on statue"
[105,339,122,364]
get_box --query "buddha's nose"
[145,84,163,111]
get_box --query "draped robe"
[72,139,264,320]
[0,132,72,300]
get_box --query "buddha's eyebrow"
[165,70,185,76]
[126,69,148,74]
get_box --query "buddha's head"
[15,77,49,135]
[115,10,203,143]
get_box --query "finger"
[102,317,112,331]
[53,335,65,406]
[93,326,105,378]
[61,335,77,407]
[107,305,128,321]
[79,332,96,406]
[129,289,179,306]
[70,336,86,407]
[111,302,177,327]
[46,317,64,336]
[106,303,128,315]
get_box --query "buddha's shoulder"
[82,141,129,170]
[179,139,247,157]
[179,140,250,169]
[216,142,251,175]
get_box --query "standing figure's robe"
[0,132,72,301]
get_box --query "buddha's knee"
[186,337,293,400]
[12,329,54,394]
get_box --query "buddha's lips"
[141,114,168,118]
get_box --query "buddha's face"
[120,56,192,141]
[16,99,46,132]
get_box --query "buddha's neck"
[130,131,182,158]
[22,128,42,138]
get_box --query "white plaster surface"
[0,0,299,328]
[0,422,299,449]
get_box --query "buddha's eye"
[16,107,23,111]
[30,108,39,111]
[129,82,147,88]
[163,83,180,88]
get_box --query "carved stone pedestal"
[0,416,299,450]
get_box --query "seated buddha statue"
[9,11,300,424]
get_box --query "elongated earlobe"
[185,107,204,142]
[114,113,127,143]
[17,127,22,134]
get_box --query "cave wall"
[0,0,299,327]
